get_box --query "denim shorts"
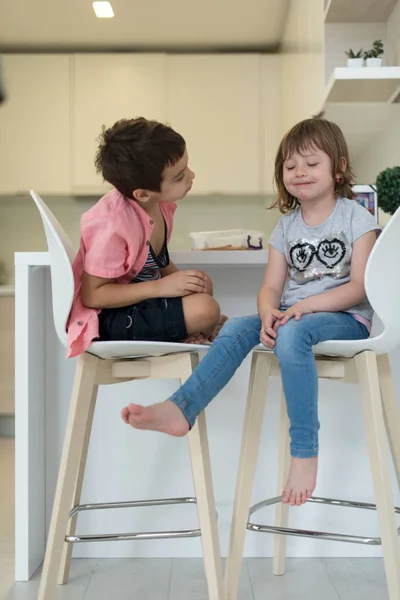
[98,297,188,343]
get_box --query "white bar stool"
[30,190,224,600]
[225,207,400,600]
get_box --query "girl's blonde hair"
[272,118,355,214]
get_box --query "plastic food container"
[189,229,264,251]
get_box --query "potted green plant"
[364,39,384,67]
[345,48,364,68]
[376,166,400,215]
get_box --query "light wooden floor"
[0,438,390,599]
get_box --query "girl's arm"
[257,245,288,317]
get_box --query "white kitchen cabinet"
[0,55,72,195]
[72,54,167,194]
[260,55,282,196]
[167,55,262,195]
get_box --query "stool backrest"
[365,206,400,351]
[30,190,75,348]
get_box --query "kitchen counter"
[14,251,400,582]
[15,250,269,267]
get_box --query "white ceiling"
[0,0,291,51]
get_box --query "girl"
[122,118,380,507]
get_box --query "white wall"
[387,0,400,66]
[280,0,325,132]
[351,3,400,225]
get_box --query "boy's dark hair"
[95,117,186,198]
[272,118,355,213]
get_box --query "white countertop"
[15,250,268,267]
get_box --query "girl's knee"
[274,319,312,360]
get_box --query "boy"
[67,117,225,358]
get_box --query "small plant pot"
[366,57,382,67]
[347,58,364,68]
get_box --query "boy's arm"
[160,261,179,277]
[81,269,208,309]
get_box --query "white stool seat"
[87,340,210,360]
[254,336,380,359]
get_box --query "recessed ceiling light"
[93,1,115,18]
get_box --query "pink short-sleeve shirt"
[67,189,177,358]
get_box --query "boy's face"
[157,148,195,203]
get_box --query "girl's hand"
[260,308,284,349]
[279,301,314,325]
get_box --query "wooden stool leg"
[225,352,272,600]
[184,354,224,600]
[355,351,400,600]
[273,388,290,576]
[58,384,99,584]
[377,354,400,491]
[38,353,99,600]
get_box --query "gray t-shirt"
[269,198,380,323]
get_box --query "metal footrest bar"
[247,496,400,546]
[66,496,202,544]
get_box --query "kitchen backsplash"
[0,194,280,283]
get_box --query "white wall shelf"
[324,67,400,104]
[325,0,397,23]
[322,67,400,158]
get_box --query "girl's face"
[283,147,336,204]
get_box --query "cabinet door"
[168,55,261,195]
[72,54,167,194]
[0,296,14,415]
[0,55,71,195]
[260,55,282,196]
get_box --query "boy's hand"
[260,308,284,349]
[279,301,313,325]
[157,270,208,298]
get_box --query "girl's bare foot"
[121,400,190,437]
[281,456,318,506]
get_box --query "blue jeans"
[169,312,369,457]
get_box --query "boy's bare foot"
[121,400,190,437]
[281,456,318,506]
[208,314,228,342]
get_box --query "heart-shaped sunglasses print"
[289,242,316,272]
[316,238,346,269]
